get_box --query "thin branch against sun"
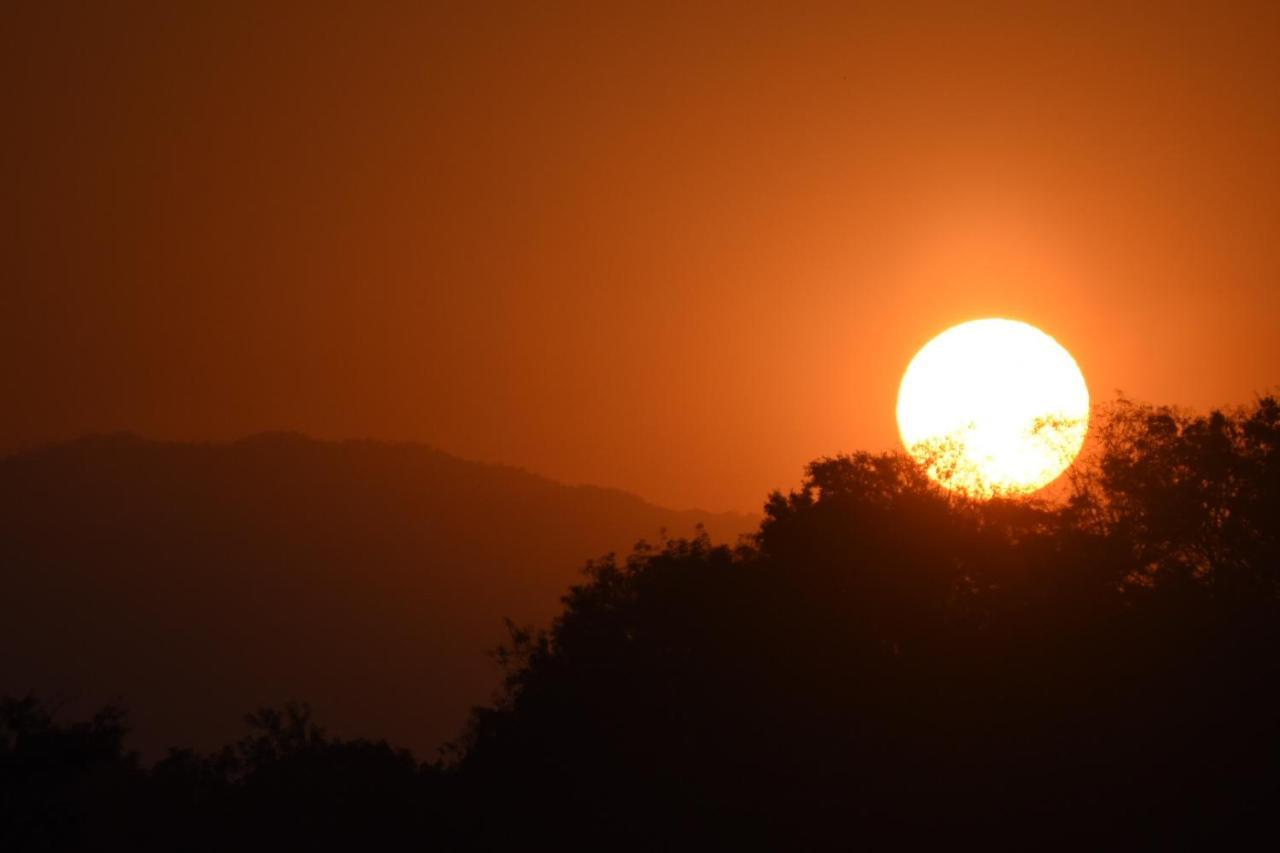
[896,319,1090,498]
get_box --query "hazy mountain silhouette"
[0,433,756,759]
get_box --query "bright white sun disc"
[896,318,1089,497]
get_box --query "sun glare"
[896,318,1089,498]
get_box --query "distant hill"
[0,433,757,758]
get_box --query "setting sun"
[896,319,1089,497]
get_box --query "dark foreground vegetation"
[4,397,1279,849]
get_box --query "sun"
[896,318,1089,498]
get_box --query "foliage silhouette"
[0,696,140,849]
[3,396,1279,849]
[2,698,450,850]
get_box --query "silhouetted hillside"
[0,433,756,758]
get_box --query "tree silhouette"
[0,696,140,850]
[3,395,1279,848]
[457,395,1280,846]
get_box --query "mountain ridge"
[0,433,758,758]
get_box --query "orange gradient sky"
[5,2,1279,511]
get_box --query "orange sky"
[5,2,1279,512]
